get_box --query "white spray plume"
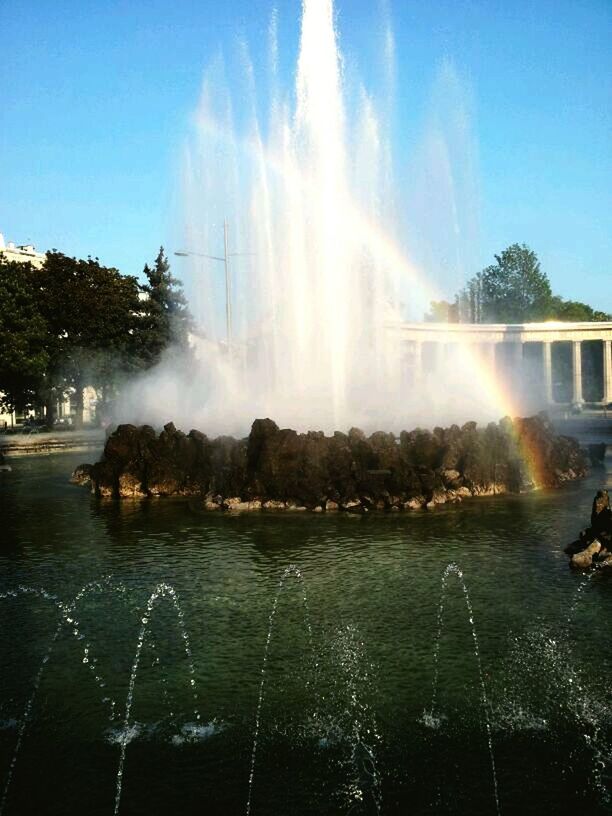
[115,0,527,437]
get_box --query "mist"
[114,0,535,437]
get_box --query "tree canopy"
[35,252,144,425]
[0,258,48,412]
[0,247,191,427]
[425,243,609,324]
[137,247,192,367]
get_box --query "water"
[246,565,312,815]
[118,0,506,435]
[424,564,499,815]
[1,451,611,815]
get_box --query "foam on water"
[171,720,224,746]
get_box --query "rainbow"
[189,112,546,489]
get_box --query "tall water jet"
[117,0,507,435]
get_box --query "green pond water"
[0,450,611,816]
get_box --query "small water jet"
[494,626,611,808]
[423,563,501,815]
[113,582,200,816]
[0,577,123,816]
[246,565,313,816]
[562,574,611,805]
[1,551,609,812]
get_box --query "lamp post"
[175,220,252,350]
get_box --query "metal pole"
[224,219,232,349]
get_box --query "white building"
[0,232,46,268]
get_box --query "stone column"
[434,341,445,375]
[483,342,496,371]
[510,342,523,386]
[543,342,553,404]
[413,340,423,383]
[572,340,583,405]
[603,339,612,405]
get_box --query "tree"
[456,243,609,324]
[137,247,192,366]
[0,258,49,413]
[547,296,609,322]
[466,244,552,323]
[35,252,143,427]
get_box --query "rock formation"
[73,413,587,512]
[565,489,612,570]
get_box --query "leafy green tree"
[0,258,49,414]
[137,247,192,366]
[457,243,608,324]
[36,252,143,427]
[469,244,552,323]
[547,295,609,322]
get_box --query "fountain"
[117,0,515,436]
[2,2,609,814]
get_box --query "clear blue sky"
[1,0,610,311]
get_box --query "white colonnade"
[395,322,612,408]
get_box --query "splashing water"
[246,565,313,815]
[324,623,383,815]
[493,626,611,807]
[1,580,203,816]
[423,563,501,815]
[3,563,608,811]
[566,569,598,629]
[562,572,611,805]
[113,582,200,816]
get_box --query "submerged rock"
[76,413,587,512]
[70,463,93,486]
[570,538,602,570]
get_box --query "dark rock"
[591,489,612,548]
[591,488,610,526]
[565,488,612,569]
[79,414,587,512]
